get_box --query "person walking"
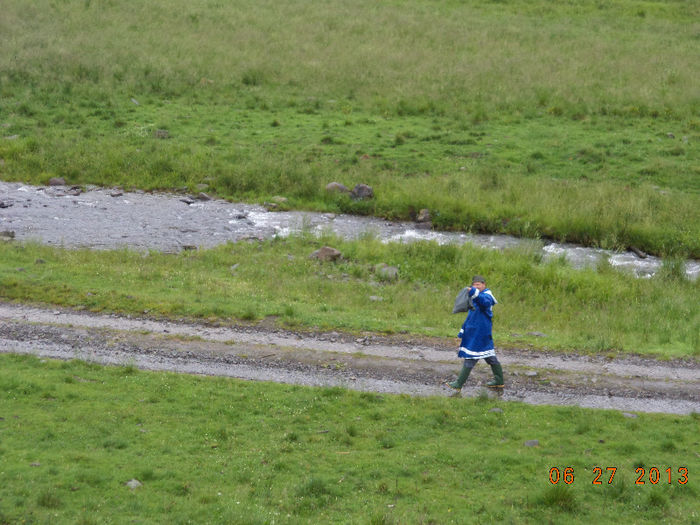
[446,275,504,390]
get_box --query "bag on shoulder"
[452,286,474,314]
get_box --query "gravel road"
[1,302,698,415]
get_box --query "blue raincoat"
[457,287,497,359]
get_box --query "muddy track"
[0,302,698,415]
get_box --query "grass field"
[1,0,698,256]
[1,237,698,359]
[1,354,698,524]
[1,2,698,522]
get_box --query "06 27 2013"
[548,466,688,485]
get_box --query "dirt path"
[1,302,698,415]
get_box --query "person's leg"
[485,356,504,388]
[446,359,476,390]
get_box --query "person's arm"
[471,291,494,309]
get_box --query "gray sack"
[452,286,474,314]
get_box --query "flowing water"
[1,181,698,279]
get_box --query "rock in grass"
[49,177,66,186]
[325,182,350,194]
[416,208,431,223]
[351,184,374,200]
[524,439,539,447]
[126,479,142,489]
[154,129,169,139]
[622,412,638,419]
[489,407,503,413]
[310,246,342,262]
[527,331,547,337]
[414,209,432,230]
[375,263,399,281]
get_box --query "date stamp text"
[548,467,688,485]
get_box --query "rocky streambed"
[1,181,698,279]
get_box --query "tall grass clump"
[536,484,578,512]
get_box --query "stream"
[1,181,698,280]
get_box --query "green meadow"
[1,354,698,524]
[1,2,699,523]
[1,0,698,256]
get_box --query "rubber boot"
[486,363,504,388]
[446,364,471,390]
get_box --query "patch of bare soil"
[0,302,698,415]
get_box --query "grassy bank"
[0,354,697,524]
[1,0,698,256]
[1,237,698,358]
[2,102,698,256]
